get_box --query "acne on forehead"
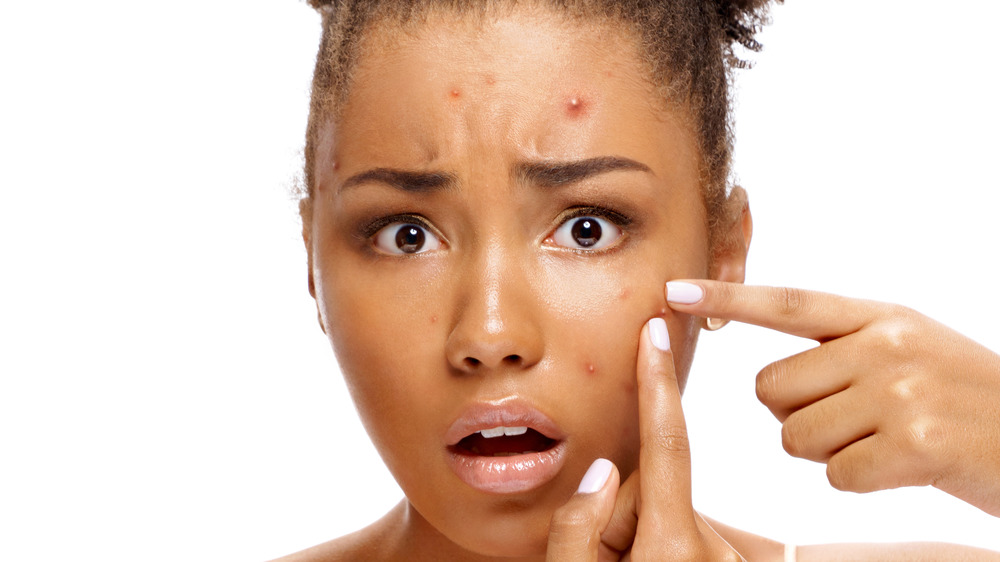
[565,96,588,119]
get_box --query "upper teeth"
[479,426,528,438]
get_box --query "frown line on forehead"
[338,156,653,194]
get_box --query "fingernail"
[577,458,614,494]
[666,281,704,304]
[647,317,670,351]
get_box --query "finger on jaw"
[636,318,698,533]
[546,459,621,562]
[665,280,880,342]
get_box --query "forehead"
[320,5,698,188]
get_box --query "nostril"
[503,354,522,365]
[463,357,481,369]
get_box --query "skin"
[286,4,1000,561]
[299,6,746,559]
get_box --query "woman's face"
[305,6,744,558]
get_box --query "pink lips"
[445,399,568,495]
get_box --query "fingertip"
[646,317,670,352]
[577,458,615,494]
[665,281,705,305]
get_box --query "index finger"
[665,280,881,341]
[636,317,698,535]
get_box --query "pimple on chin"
[584,361,596,376]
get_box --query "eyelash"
[356,206,633,252]
[358,213,435,240]
[556,206,633,229]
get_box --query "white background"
[2,1,998,560]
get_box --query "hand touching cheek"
[666,280,1000,517]
[547,319,746,561]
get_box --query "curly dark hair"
[301,0,778,253]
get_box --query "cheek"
[313,251,453,452]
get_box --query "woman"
[277,0,1000,559]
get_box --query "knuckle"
[755,363,785,406]
[870,307,922,356]
[643,428,691,457]
[780,417,808,458]
[901,416,945,460]
[774,286,806,318]
[550,504,591,534]
[826,457,856,491]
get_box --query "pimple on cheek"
[448,88,461,100]
[583,361,596,376]
[430,314,438,324]
[484,74,496,86]
[619,287,631,301]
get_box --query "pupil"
[395,225,425,253]
[571,218,601,248]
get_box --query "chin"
[448,512,550,558]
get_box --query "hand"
[665,279,1000,517]
[546,318,745,561]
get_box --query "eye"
[550,215,623,251]
[372,222,443,255]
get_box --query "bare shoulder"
[268,530,382,562]
[269,505,404,562]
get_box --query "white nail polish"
[666,281,704,305]
[648,317,670,351]
[577,458,613,494]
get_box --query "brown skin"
[300,7,745,559]
[288,5,1000,561]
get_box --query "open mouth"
[451,426,558,457]
[444,400,569,494]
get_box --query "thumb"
[546,458,620,562]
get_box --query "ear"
[299,197,326,334]
[709,185,752,285]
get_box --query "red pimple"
[619,287,631,300]
[660,307,668,315]
[586,362,596,376]
[448,88,461,99]
[484,75,496,86]
[430,314,438,324]
[565,96,588,119]
[332,160,340,171]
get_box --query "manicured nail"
[577,458,614,494]
[647,317,670,351]
[666,281,704,305]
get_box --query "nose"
[445,244,544,374]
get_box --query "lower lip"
[446,441,568,494]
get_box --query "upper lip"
[444,397,566,446]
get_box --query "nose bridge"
[446,229,543,373]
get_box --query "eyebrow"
[516,156,653,188]
[338,156,652,194]
[339,168,458,193]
